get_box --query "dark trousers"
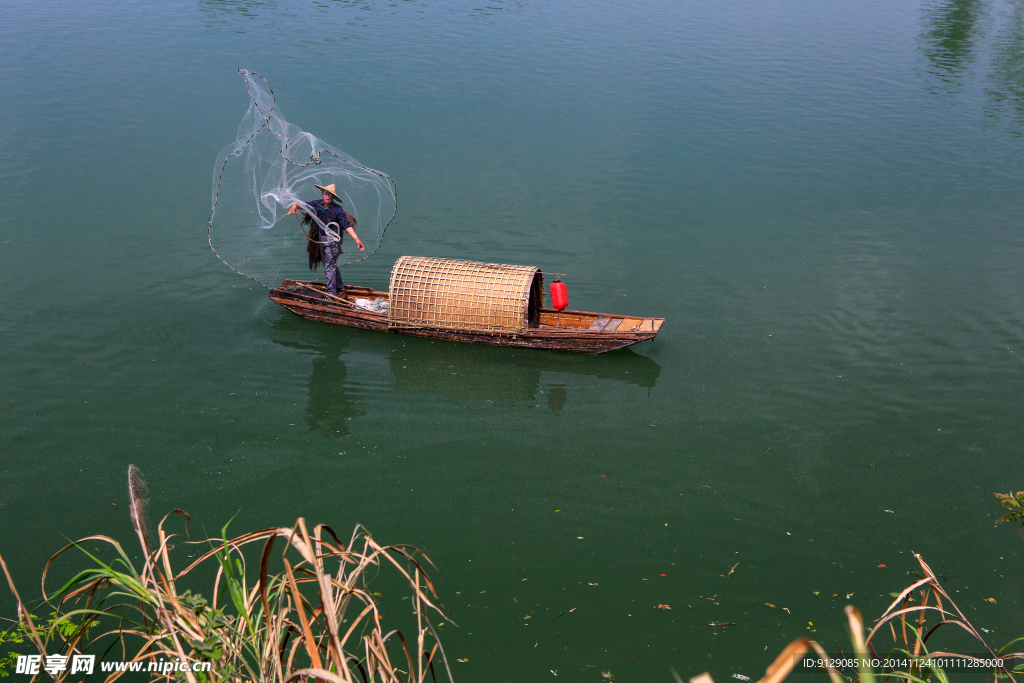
[323,241,344,294]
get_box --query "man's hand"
[346,227,365,251]
[288,204,299,216]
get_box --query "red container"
[550,279,569,310]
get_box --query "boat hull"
[268,280,663,354]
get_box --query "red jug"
[550,279,568,310]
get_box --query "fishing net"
[209,70,397,288]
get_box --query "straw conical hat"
[314,183,342,203]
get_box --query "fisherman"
[288,183,365,296]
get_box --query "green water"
[2,0,1022,679]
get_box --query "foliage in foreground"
[994,491,1024,529]
[685,554,1022,683]
[2,476,1021,683]
[681,490,1024,683]
[0,466,453,683]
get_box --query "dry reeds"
[862,553,1022,682]
[0,466,453,683]
[687,553,1022,683]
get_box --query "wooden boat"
[269,256,664,354]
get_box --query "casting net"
[209,70,397,288]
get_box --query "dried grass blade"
[315,523,348,552]
[806,640,845,683]
[310,528,348,677]
[387,629,418,682]
[420,620,453,682]
[913,588,930,659]
[173,528,287,580]
[128,465,151,558]
[290,518,318,566]
[337,599,379,649]
[41,536,140,598]
[372,546,449,616]
[846,606,876,683]
[363,631,398,681]
[758,637,812,683]
[0,551,47,657]
[259,530,281,626]
[866,605,953,649]
[876,577,934,620]
[155,520,178,595]
[283,556,323,671]
[908,554,1014,678]
[284,667,353,683]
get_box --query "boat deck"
[535,311,662,334]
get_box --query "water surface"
[1,0,1022,679]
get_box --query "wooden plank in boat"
[539,312,594,329]
[638,319,655,332]
[617,318,643,332]
[589,316,611,330]
[601,317,623,332]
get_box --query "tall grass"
[685,553,1022,683]
[3,470,1021,683]
[0,466,453,682]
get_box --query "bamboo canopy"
[388,256,542,336]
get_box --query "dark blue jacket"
[308,198,352,231]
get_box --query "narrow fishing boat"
[269,256,664,354]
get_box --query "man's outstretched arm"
[346,227,365,250]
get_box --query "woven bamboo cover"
[388,256,539,335]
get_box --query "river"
[1,0,1021,679]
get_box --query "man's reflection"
[273,324,364,438]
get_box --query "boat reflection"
[387,338,660,410]
[270,312,660,418]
